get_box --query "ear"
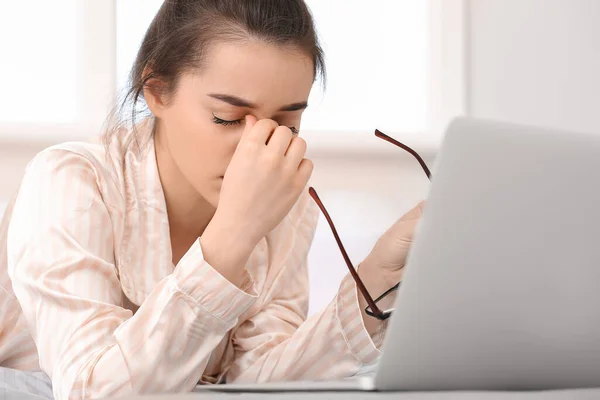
[142,67,168,119]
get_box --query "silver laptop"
[195,117,600,393]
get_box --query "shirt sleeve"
[226,193,385,383]
[7,149,258,400]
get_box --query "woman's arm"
[7,149,258,400]
[226,193,385,383]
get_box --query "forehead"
[192,40,315,107]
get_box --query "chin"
[208,194,220,209]
[205,188,221,209]
[191,177,222,209]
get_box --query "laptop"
[195,117,600,392]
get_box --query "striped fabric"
[0,121,383,400]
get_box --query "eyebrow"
[208,93,308,112]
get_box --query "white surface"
[300,0,429,133]
[0,1,78,123]
[428,0,469,135]
[193,376,373,393]
[468,0,600,134]
[107,388,600,399]
[0,0,465,153]
[0,1,116,141]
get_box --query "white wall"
[468,0,600,134]
[0,141,51,201]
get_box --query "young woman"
[0,1,424,399]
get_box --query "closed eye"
[213,114,299,134]
[213,115,242,126]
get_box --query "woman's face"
[151,40,315,207]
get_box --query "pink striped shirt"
[0,121,384,400]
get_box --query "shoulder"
[26,141,113,190]
[27,141,107,174]
[20,118,152,212]
[22,119,151,199]
[16,138,130,218]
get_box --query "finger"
[242,117,279,145]
[267,125,294,155]
[399,200,426,222]
[238,115,257,142]
[284,136,307,168]
[396,216,421,242]
[296,158,314,185]
[384,202,425,241]
[245,114,257,130]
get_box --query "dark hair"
[104,0,325,148]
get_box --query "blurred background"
[1,0,599,315]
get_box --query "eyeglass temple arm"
[307,187,384,318]
[374,129,431,180]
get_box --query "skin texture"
[146,40,313,273]
[144,38,423,335]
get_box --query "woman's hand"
[362,200,425,283]
[215,115,313,244]
[358,201,425,333]
[201,115,313,286]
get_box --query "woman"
[0,1,424,399]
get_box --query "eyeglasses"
[308,129,432,321]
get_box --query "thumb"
[399,200,426,222]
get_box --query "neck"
[153,126,215,242]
